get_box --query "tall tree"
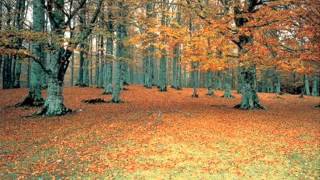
[36,0,103,115]
[159,0,169,92]
[13,0,26,88]
[112,0,128,103]
[103,1,114,94]
[76,2,89,87]
[17,0,45,106]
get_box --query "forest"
[0,0,319,179]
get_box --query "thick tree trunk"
[38,48,72,116]
[70,54,74,86]
[143,2,154,89]
[173,44,182,90]
[237,66,243,93]
[191,62,199,98]
[235,66,264,110]
[112,60,121,102]
[17,61,44,107]
[103,14,114,94]
[159,7,167,92]
[38,75,70,116]
[159,52,167,92]
[274,70,281,95]
[311,75,319,97]
[215,71,222,90]
[17,0,44,106]
[77,51,85,86]
[223,70,234,98]
[172,55,177,88]
[103,61,113,94]
[207,71,214,96]
[13,0,26,88]
[112,1,128,103]
[304,75,310,96]
[3,56,13,89]
[83,57,89,86]
[147,48,153,88]
[76,5,89,87]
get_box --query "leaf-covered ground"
[0,86,319,179]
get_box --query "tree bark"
[312,75,319,96]
[304,74,311,96]
[112,1,128,103]
[223,69,234,98]
[234,66,264,110]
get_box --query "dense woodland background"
[0,0,319,115]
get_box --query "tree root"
[102,91,112,95]
[36,104,72,116]
[109,99,124,104]
[192,94,199,98]
[234,103,265,110]
[15,96,44,107]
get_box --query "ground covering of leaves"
[0,86,319,179]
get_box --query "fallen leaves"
[0,86,319,178]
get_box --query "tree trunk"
[235,66,264,110]
[304,74,310,96]
[191,62,199,98]
[103,5,114,94]
[207,71,214,96]
[143,1,154,89]
[274,70,281,95]
[112,1,128,103]
[83,57,89,86]
[76,5,88,87]
[17,0,44,106]
[77,50,85,86]
[13,0,26,88]
[103,36,114,94]
[38,48,72,116]
[112,60,121,102]
[3,55,13,89]
[159,51,167,92]
[39,75,69,116]
[223,69,234,98]
[312,75,319,96]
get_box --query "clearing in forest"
[0,86,319,179]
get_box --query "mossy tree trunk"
[103,5,114,94]
[312,75,319,96]
[2,7,13,89]
[232,1,265,109]
[207,71,214,96]
[112,1,128,103]
[159,1,168,92]
[191,62,199,98]
[38,0,72,115]
[235,65,264,110]
[98,35,104,88]
[76,5,89,87]
[304,74,311,96]
[14,0,26,88]
[172,7,182,90]
[274,69,281,95]
[143,1,154,89]
[223,69,234,98]
[18,0,44,106]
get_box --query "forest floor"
[0,85,319,179]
